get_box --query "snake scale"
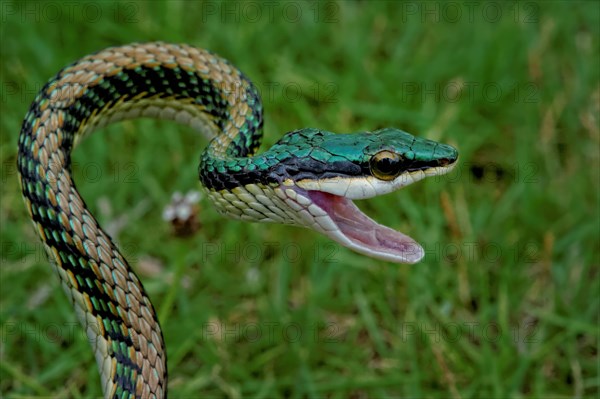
[17,42,458,398]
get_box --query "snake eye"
[370,150,404,181]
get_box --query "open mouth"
[306,190,424,263]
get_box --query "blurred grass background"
[1,1,598,398]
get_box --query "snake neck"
[17,42,264,399]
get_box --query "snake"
[17,42,458,398]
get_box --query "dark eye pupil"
[377,157,398,174]
[370,150,403,181]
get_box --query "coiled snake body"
[17,42,458,398]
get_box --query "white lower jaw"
[295,162,457,200]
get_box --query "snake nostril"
[438,158,450,167]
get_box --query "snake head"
[265,128,458,264]
[203,128,457,264]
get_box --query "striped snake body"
[17,42,458,398]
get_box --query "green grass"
[1,1,598,398]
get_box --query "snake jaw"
[292,161,458,263]
[305,190,424,263]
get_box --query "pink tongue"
[307,191,424,263]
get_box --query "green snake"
[17,42,458,398]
